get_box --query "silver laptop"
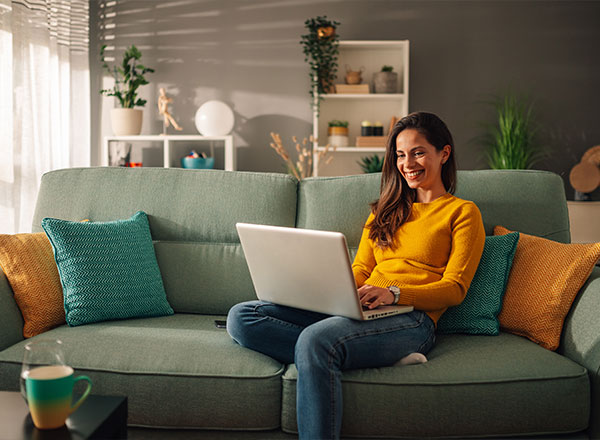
[236,223,413,320]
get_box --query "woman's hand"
[357,284,395,309]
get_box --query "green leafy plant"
[483,93,542,169]
[381,65,394,72]
[100,45,155,108]
[300,16,340,114]
[328,120,348,127]
[358,154,384,173]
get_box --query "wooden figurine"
[158,88,183,134]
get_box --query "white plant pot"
[111,108,143,135]
[328,135,348,148]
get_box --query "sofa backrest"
[32,167,569,316]
[297,174,380,256]
[297,169,570,244]
[454,170,570,242]
[32,168,298,315]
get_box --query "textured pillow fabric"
[494,225,600,350]
[42,211,174,326]
[0,233,65,337]
[437,232,519,335]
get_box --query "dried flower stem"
[269,132,336,180]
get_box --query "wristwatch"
[388,286,401,305]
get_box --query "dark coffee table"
[0,391,127,439]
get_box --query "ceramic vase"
[327,126,348,148]
[111,108,143,136]
[373,72,398,94]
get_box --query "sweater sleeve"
[352,213,376,287]
[369,202,485,311]
[400,202,485,310]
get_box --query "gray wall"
[90,0,600,199]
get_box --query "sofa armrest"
[560,266,600,437]
[0,271,24,351]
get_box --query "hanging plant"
[300,16,340,114]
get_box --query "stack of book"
[334,84,369,94]
[355,136,386,147]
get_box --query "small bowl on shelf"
[181,157,215,169]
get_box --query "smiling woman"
[395,129,451,202]
[369,112,458,249]
[227,112,486,440]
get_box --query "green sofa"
[0,167,598,439]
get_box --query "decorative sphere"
[194,100,234,136]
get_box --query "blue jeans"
[227,300,436,440]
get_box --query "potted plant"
[483,93,543,169]
[373,65,398,94]
[358,154,385,173]
[300,16,340,114]
[327,120,348,148]
[327,120,348,136]
[100,45,155,135]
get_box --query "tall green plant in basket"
[484,93,542,169]
[300,16,340,114]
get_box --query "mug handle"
[70,375,92,414]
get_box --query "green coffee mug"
[25,365,92,430]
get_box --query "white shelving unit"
[313,40,409,176]
[102,135,236,171]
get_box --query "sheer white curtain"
[0,0,90,234]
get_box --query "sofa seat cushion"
[281,332,589,438]
[0,314,284,430]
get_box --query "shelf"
[104,135,232,141]
[321,93,406,100]
[339,40,408,49]
[102,135,235,171]
[313,39,409,177]
[316,146,386,153]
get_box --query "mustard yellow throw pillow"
[494,225,600,351]
[0,233,65,337]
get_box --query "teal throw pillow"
[42,211,174,326]
[437,232,519,335]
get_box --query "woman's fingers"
[367,292,384,309]
[358,285,376,300]
[357,285,389,308]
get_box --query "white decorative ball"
[194,100,234,136]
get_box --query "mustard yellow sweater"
[352,193,485,325]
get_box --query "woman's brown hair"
[368,112,457,249]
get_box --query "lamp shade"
[194,100,234,136]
